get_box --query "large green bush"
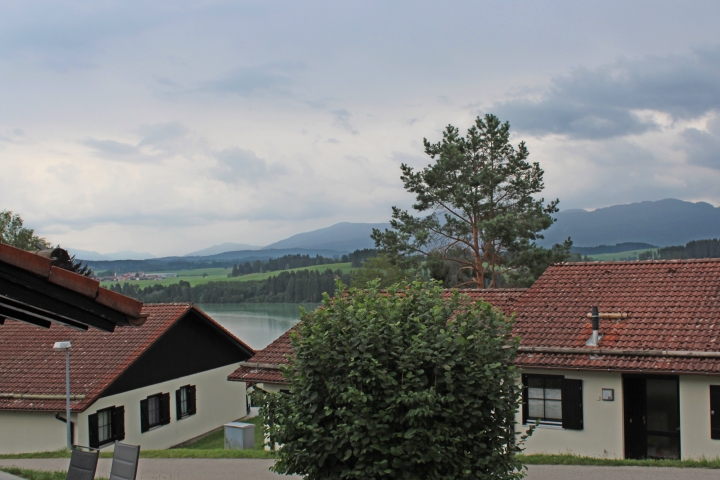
[270,280,529,479]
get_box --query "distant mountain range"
[67,249,157,261]
[75,199,720,264]
[263,222,390,252]
[184,243,262,257]
[539,198,720,248]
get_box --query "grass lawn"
[100,263,354,288]
[182,416,266,451]
[0,416,274,461]
[0,466,108,480]
[3,448,720,467]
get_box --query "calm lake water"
[197,303,318,350]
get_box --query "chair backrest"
[109,442,141,480]
[66,446,99,480]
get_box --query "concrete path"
[1,459,719,479]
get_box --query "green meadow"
[100,263,354,288]
[584,248,657,262]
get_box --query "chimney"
[586,306,601,346]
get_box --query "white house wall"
[76,364,247,451]
[0,411,71,454]
[516,369,625,458]
[679,375,720,459]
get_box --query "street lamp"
[53,341,72,451]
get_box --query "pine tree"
[372,114,570,288]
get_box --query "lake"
[197,303,318,350]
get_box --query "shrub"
[270,280,529,479]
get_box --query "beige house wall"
[0,411,75,454]
[254,382,286,394]
[518,369,720,460]
[76,364,247,451]
[516,369,625,458]
[679,375,720,459]
[0,364,247,454]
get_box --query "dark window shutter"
[521,374,529,424]
[88,413,99,448]
[188,385,197,415]
[562,379,583,430]
[112,406,125,442]
[161,393,171,425]
[140,399,149,433]
[711,385,720,440]
[176,389,183,420]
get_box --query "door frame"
[622,374,681,460]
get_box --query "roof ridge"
[452,288,527,292]
[557,258,720,266]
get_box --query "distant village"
[96,272,178,282]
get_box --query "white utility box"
[224,422,255,450]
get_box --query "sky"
[2,0,720,257]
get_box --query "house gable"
[100,310,253,398]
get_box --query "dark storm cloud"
[332,109,358,134]
[679,127,720,170]
[137,122,187,146]
[212,147,287,184]
[82,138,140,157]
[491,48,720,139]
[199,65,297,97]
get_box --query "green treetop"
[372,114,570,288]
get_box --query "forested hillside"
[108,268,350,303]
[639,238,720,260]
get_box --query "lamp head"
[53,341,72,350]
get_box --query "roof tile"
[0,244,52,278]
[48,266,99,299]
[0,304,195,412]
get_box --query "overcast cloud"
[2,0,720,255]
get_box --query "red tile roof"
[0,243,144,327]
[229,288,526,384]
[513,259,720,374]
[0,304,253,412]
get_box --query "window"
[522,374,583,430]
[88,406,125,448]
[711,385,720,440]
[176,385,197,420]
[526,375,563,424]
[140,393,170,433]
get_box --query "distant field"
[583,248,657,262]
[100,262,354,288]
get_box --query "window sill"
[178,413,195,421]
[524,422,563,430]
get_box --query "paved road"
[1,459,719,479]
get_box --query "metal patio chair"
[109,442,141,480]
[65,445,99,480]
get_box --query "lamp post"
[53,341,72,450]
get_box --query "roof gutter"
[0,393,86,400]
[518,346,720,358]
[237,361,284,370]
